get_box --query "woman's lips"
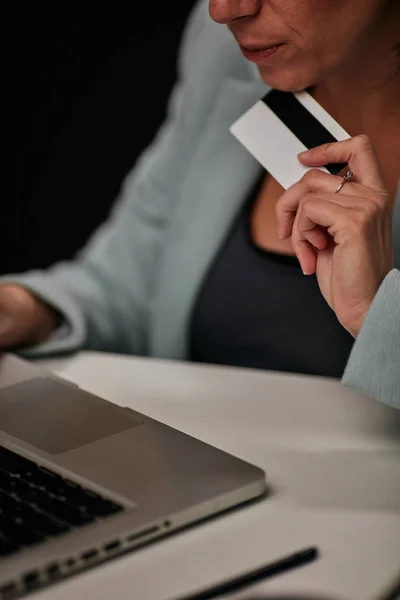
[239,43,285,64]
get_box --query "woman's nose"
[209,0,260,25]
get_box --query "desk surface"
[32,352,400,600]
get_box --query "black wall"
[7,4,195,275]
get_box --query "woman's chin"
[257,66,315,93]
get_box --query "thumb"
[298,135,385,192]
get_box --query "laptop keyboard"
[0,445,123,558]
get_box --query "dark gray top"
[190,177,354,378]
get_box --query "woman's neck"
[309,8,400,199]
[310,3,400,137]
[310,71,400,139]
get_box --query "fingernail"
[298,149,311,157]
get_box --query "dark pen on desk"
[179,546,319,600]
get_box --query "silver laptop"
[0,354,266,599]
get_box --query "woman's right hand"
[0,285,59,349]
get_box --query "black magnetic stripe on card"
[262,90,347,175]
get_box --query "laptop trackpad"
[0,378,143,454]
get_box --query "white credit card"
[230,89,350,190]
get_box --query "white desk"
[33,351,400,600]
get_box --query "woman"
[1,0,399,406]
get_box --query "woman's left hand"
[276,134,394,338]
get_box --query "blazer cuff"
[342,269,400,409]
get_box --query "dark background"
[7,3,196,275]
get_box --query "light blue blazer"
[3,1,400,407]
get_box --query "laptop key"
[1,484,92,528]
[17,487,95,526]
[0,473,29,496]
[29,480,122,519]
[0,536,20,557]
[1,498,70,536]
[42,480,94,505]
[20,506,70,536]
[41,498,95,527]
[20,465,63,489]
[0,491,17,511]
[0,445,124,541]
[0,516,44,546]
[0,446,34,476]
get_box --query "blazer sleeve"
[342,268,400,409]
[0,1,212,357]
[342,180,400,409]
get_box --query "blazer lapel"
[150,77,266,359]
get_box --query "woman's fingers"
[298,135,388,195]
[292,197,347,274]
[276,170,338,239]
[304,225,330,250]
[274,136,391,277]
[276,168,362,239]
[298,197,346,234]
[276,136,394,336]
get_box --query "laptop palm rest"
[0,378,143,454]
